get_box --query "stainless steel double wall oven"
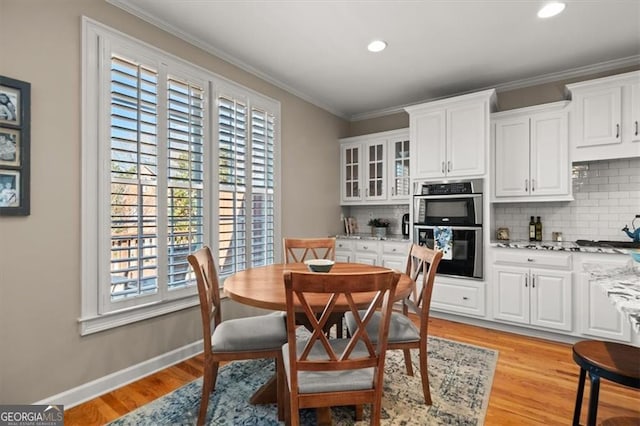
[413,179,483,279]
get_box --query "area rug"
[109,336,498,425]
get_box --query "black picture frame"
[0,75,30,216]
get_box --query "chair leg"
[572,368,586,426]
[355,404,364,421]
[276,356,285,421]
[586,373,601,426]
[419,346,432,405]
[197,362,216,426]
[403,349,414,376]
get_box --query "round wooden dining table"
[222,262,414,425]
[223,262,414,311]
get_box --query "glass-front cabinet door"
[365,139,386,201]
[341,142,362,202]
[390,134,410,201]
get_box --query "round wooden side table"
[572,340,640,426]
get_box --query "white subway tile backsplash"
[493,158,640,242]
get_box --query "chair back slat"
[283,237,336,263]
[283,270,399,377]
[403,244,443,332]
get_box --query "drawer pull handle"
[616,123,620,138]
[525,276,528,287]
[363,246,368,250]
[462,296,469,300]
[527,258,534,262]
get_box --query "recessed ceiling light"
[367,40,387,53]
[538,2,566,18]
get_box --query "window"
[81,18,280,334]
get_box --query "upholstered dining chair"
[344,243,443,405]
[188,246,288,426]
[282,269,400,426]
[283,237,344,337]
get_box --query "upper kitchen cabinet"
[339,128,410,205]
[405,89,497,180]
[566,70,640,162]
[492,101,572,202]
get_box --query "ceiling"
[108,0,640,120]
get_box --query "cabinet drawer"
[381,241,410,256]
[355,241,378,252]
[431,280,486,316]
[493,249,571,269]
[336,239,354,251]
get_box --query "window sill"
[78,295,200,336]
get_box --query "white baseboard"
[35,340,203,409]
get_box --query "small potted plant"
[368,218,390,238]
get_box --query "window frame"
[80,18,281,335]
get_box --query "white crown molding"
[106,1,639,123]
[106,0,350,120]
[351,55,640,121]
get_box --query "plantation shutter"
[166,76,205,290]
[217,95,247,276]
[250,108,275,267]
[109,55,160,301]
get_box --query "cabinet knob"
[363,246,368,250]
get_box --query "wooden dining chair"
[344,243,443,405]
[188,246,288,426]
[283,237,344,337]
[283,237,336,263]
[282,269,400,426]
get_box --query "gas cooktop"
[575,239,640,249]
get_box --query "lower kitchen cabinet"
[335,238,410,269]
[492,249,572,332]
[431,277,486,317]
[335,239,353,263]
[575,253,631,343]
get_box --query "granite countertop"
[335,233,411,242]
[585,261,640,334]
[491,240,632,254]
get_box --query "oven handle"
[413,225,482,231]
[413,194,482,200]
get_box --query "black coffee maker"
[402,213,410,237]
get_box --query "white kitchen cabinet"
[339,129,410,205]
[431,276,486,317]
[335,238,410,268]
[492,249,572,332]
[493,102,571,202]
[405,89,496,180]
[575,253,631,343]
[379,241,409,271]
[335,239,353,263]
[566,70,640,161]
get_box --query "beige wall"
[0,0,347,403]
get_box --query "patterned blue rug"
[109,336,498,425]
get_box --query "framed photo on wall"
[0,75,30,216]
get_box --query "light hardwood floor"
[64,317,640,425]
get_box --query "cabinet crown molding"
[491,100,570,119]
[404,88,497,113]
